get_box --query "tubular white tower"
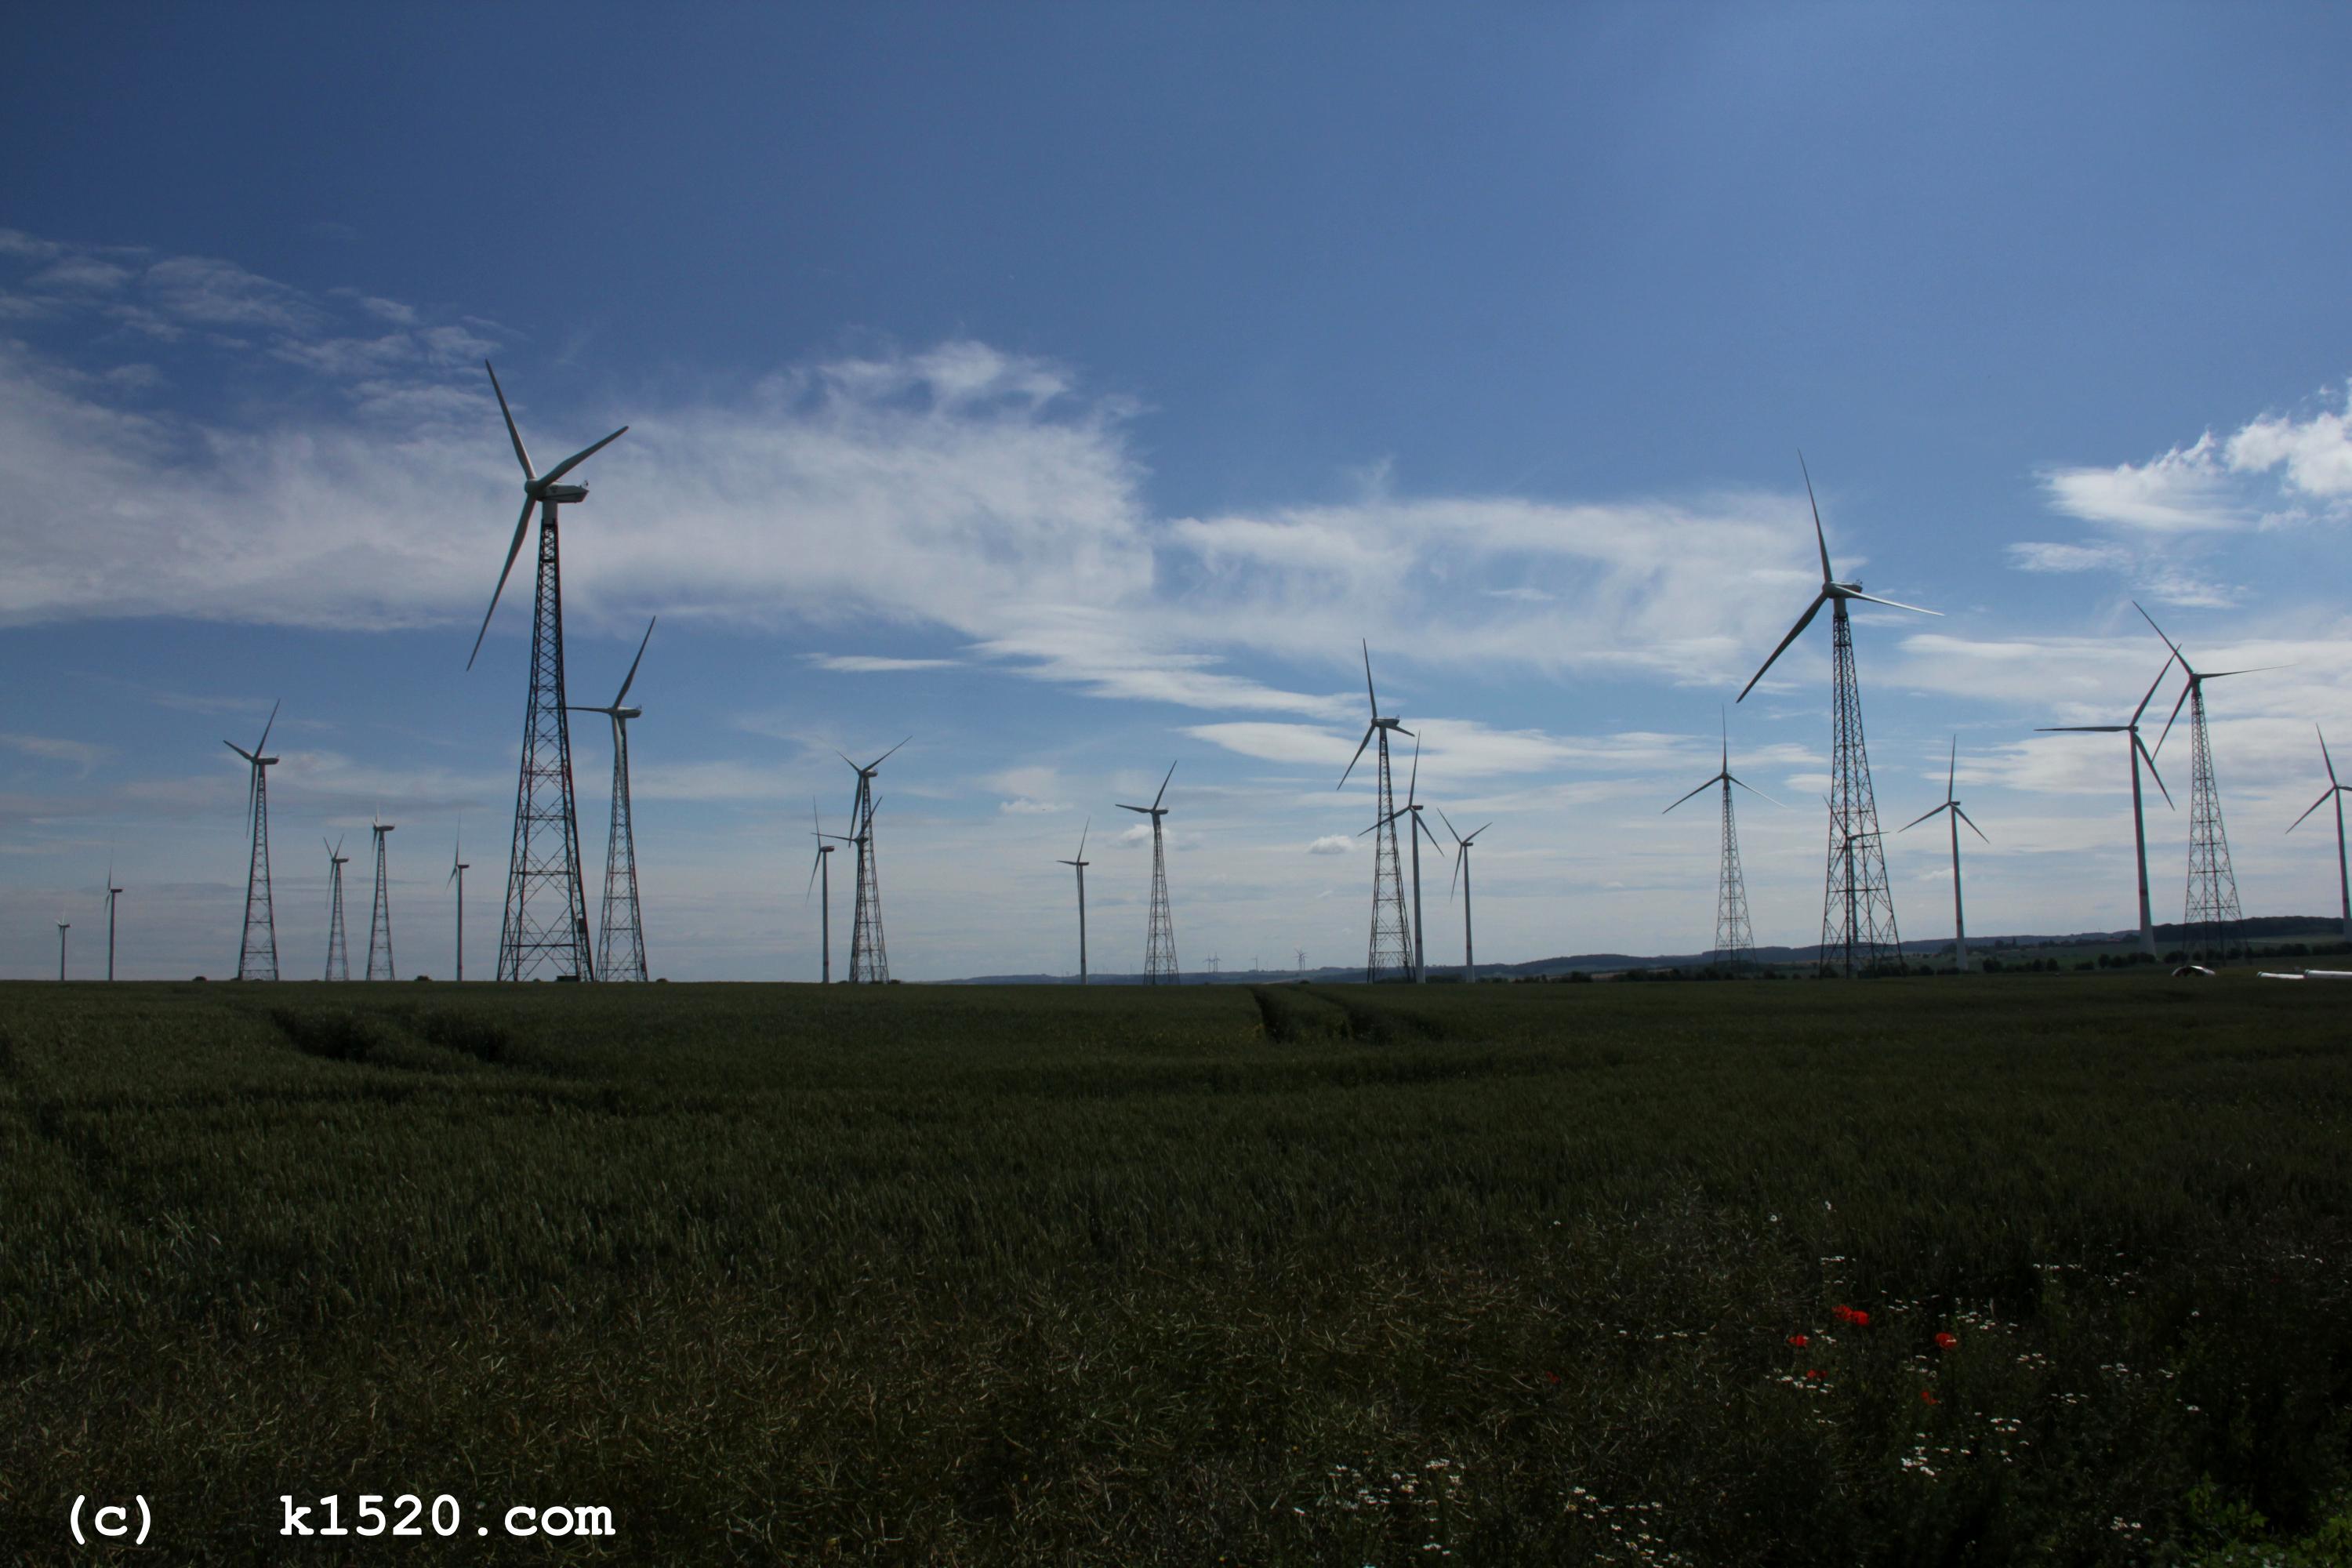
[2038,655,2176,956]
[1899,738,1988,973]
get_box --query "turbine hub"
[539,482,589,505]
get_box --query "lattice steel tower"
[1738,460,1934,978]
[323,837,350,982]
[225,702,282,982]
[367,822,397,981]
[1341,643,1414,982]
[466,361,627,983]
[2139,605,2262,965]
[1820,605,1902,974]
[1120,762,1180,984]
[841,740,907,984]
[573,619,656,983]
[1665,714,1768,971]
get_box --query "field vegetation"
[2,977,2348,1563]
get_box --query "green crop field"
[3,978,2349,1564]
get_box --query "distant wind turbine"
[2139,603,2278,964]
[102,862,122,982]
[448,836,470,983]
[226,701,282,982]
[2287,725,2352,944]
[840,739,909,983]
[2036,655,2176,956]
[808,800,851,984]
[1899,737,1988,973]
[1663,711,1777,971]
[56,920,69,982]
[1739,457,1938,976]
[569,616,657,983]
[1120,763,1179,985]
[367,819,397,982]
[469,361,626,982]
[1058,818,1092,985]
[1362,738,1443,982]
[1340,641,1414,982]
[1437,808,1492,983]
[322,837,350,982]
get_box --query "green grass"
[2,977,2348,1564]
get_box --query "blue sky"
[6,4,2351,979]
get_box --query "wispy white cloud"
[805,653,961,673]
[1306,834,1352,855]
[0,732,110,774]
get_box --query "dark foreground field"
[3,978,2349,1565]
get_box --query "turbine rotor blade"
[1076,816,1090,860]
[1338,724,1375,789]
[2130,653,2176,728]
[1663,776,1717,814]
[2132,600,2183,662]
[1846,591,1940,616]
[1726,775,1783,808]
[485,361,535,481]
[2154,681,2191,757]
[614,615,656,706]
[1436,805,1461,844]
[1737,593,1828,702]
[1798,451,1832,585]
[540,426,629,485]
[870,735,912,770]
[1362,639,1377,717]
[1152,760,1176,811]
[1450,844,1464,898]
[2287,789,2334,834]
[1947,735,1957,804]
[2136,735,2172,808]
[467,496,538,670]
[1956,806,1989,844]
[255,699,280,755]
[2037,725,2125,734]
[2323,725,2339,787]
[1899,801,1950,833]
[1403,736,1419,807]
[224,740,257,763]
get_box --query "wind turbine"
[322,837,350,982]
[1437,808,1492,982]
[1899,737,1988,973]
[1058,818,1092,985]
[1120,762,1180,985]
[102,862,122,982]
[2037,654,2176,956]
[840,739,909,983]
[808,800,851,984]
[448,836,470,983]
[468,361,626,982]
[569,617,657,983]
[1362,739,1443,982]
[2139,604,2277,964]
[56,920,69,982]
[366,818,397,981]
[225,701,281,982]
[1339,641,1414,982]
[1664,711,1778,971]
[2287,725,2352,944]
[1739,457,1939,975]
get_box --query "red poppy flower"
[1805,1368,1822,1380]
[1934,1331,1958,1350]
[1545,1370,1561,1385]
[1787,1334,1809,1348]
[1919,1390,1939,1405]
[1831,1304,1871,1327]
